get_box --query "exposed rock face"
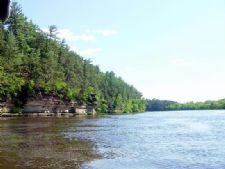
[23,97,68,114]
[23,100,48,113]
[74,104,97,115]
[87,105,96,115]
[75,105,87,115]
[0,95,97,116]
[0,106,9,114]
[0,101,14,114]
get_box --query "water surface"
[0,116,100,169]
[66,110,225,169]
[1,111,225,169]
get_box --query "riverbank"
[0,112,76,117]
[0,95,98,117]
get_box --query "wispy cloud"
[86,29,118,37]
[42,28,95,42]
[79,48,102,56]
[42,28,117,41]
[70,46,102,57]
[42,28,110,57]
[58,29,95,42]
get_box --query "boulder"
[75,105,87,115]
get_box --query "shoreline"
[0,112,96,118]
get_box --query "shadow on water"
[0,116,101,169]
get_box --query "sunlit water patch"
[65,111,225,169]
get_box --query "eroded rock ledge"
[0,95,97,117]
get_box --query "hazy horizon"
[16,0,225,102]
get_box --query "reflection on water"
[65,110,225,169]
[1,111,225,169]
[0,116,100,169]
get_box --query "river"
[1,111,225,169]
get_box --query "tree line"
[147,99,225,111]
[0,2,147,113]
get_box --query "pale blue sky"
[16,0,225,102]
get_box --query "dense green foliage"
[0,2,146,113]
[167,99,225,111]
[147,99,225,111]
[147,99,177,111]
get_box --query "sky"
[16,0,225,102]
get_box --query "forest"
[147,99,225,111]
[0,2,147,114]
[1,2,225,115]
